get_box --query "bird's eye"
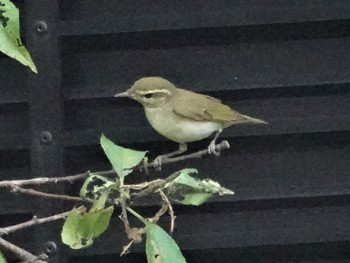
[144,93,153,99]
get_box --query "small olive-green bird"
[115,77,267,161]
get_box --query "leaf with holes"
[164,168,234,206]
[0,0,37,73]
[61,206,114,249]
[100,134,147,182]
[80,174,119,211]
[145,223,186,263]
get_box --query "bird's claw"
[152,156,163,171]
[208,141,220,156]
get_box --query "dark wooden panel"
[0,149,32,214]
[0,103,29,150]
[0,58,27,105]
[59,0,350,36]
[64,132,350,204]
[25,1,67,262]
[62,37,350,100]
[26,0,64,177]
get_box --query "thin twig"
[131,171,182,200]
[146,140,230,170]
[0,169,116,188]
[120,240,134,256]
[159,190,176,233]
[149,202,168,223]
[0,237,47,263]
[11,186,87,203]
[123,179,164,190]
[0,211,71,236]
[0,171,90,188]
[120,195,130,232]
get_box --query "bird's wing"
[172,89,247,123]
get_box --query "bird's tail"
[241,115,268,125]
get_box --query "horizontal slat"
[59,0,350,36]
[63,91,350,148]
[0,58,28,105]
[0,150,32,214]
[0,135,28,150]
[0,104,29,150]
[62,37,350,98]
[70,247,350,263]
[66,204,350,256]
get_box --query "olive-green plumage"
[115,76,267,156]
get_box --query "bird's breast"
[144,106,222,143]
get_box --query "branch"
[131,171,181,200]
[0,211,70,236]
[159,190,175,233]
[0,171,90,188]
[0,237,48,263]
[10,186,87,203]
[145,140,230,170]
[0,169,116,188]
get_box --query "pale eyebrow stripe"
[137,89,171,95]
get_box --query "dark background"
[1,0,350,262]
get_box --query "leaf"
[0,251,7,263]
[100,134,147,181]
[79,174,119,211]
[61,206,114,249]
[0,0,37,73]
[165,169,234,206]
[145,223,186,263]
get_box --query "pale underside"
[145,106,222,143]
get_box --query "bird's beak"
[114,91,129,97]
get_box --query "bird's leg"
[208,129,222,156]
[152,143,187,170]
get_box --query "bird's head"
[115,77,176,107]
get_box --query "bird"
[115,76,267,165]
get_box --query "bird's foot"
[208,141,220,157]
[151,155,167,171]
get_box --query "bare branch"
[145,140,230,170]
[149,202,168,223]
[0,171,90,188]
[0,237,48,263]
[131,171,181,200]
[0,169,116,188]
[0,211,71,236]
[159,190,176,233]
[10,186,87,203]
[120,240,134,256]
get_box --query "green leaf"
[100,134,147,181]
[0,0,37,73]
[145,223,186,263]
[165,169,234,206]
[0,251,7,263]
[61,206,114,249]
[80,174,119,211]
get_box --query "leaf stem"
[126,207,147,224]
